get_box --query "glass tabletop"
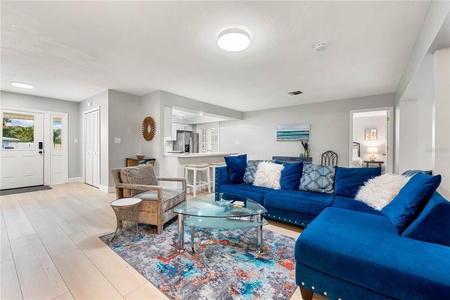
[173,193,267,218]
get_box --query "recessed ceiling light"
[10,81,35,89]
[217,29,250,52]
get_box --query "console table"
[364,160,384,168]
[272,156,312,163]
[125,157,156,167]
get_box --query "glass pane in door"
[52,116,63,148]
[2,112,35,150]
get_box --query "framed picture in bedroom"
[365,128,377,141]
[276,123,310,141]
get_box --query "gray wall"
[220,94,395,166]
[1,91,80,179]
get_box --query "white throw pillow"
[355,174,410,210]
[253,162,285,190]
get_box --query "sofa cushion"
[219,183,272,205]
[331,196,383,215]
[334,167,381,198]
[299,164,335,194]
[264,190,334,216]
[224,154,247,184]
[355,174,410,210]
[402,192,450,247]
[120,166,157,197]
[382,173,441,233]
[279,161,303,190]
[295,207,450,299]
[253,162,284,189]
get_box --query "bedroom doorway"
[349,107,394,173]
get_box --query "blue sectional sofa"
[215,163,382,226]
[215,160,450,299]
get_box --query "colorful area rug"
[99,221,297,300]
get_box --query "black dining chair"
[321,150,338,166]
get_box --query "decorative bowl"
[136,155,145,159]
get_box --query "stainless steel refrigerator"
[173,132,199,153]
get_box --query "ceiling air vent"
[288,91,303,96]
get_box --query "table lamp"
[367,147,378,161]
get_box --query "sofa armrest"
[157,177,187,191]
[215,166,230,200]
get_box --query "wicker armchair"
[111,165,186,234]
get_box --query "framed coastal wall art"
[277,123,310,141]
[365,128,377,140]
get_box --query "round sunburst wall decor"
[142,116,156,141]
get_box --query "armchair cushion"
[136,188,185,211]
[120,166,157,197]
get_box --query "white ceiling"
[1,1,431,112]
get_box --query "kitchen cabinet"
[175,123,193,131]
[164,106,176,141]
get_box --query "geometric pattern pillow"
[244,160,272,184]
[299,164,336,194]
[401,169,432,177]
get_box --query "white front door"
[1,111,44,189]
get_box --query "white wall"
[434,47,450,198]
[398,97,434,173]
[1,91,80,179]
[353,115,387,162]
[220,94,395,166]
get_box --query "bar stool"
[209,162,226,192]
[185,163,211,197]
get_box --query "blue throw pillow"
[279,161,303,190]
[401,192,450,247]
[381,173,441,233]
[334,167,381,198]
[224,154,247,184]
[299,164,335,194]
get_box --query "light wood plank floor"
[0,183,326,300]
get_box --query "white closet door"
[84,109,99,187]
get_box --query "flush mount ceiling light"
[217,29,251,52]
[10,81,35,89]
[314,43,327,51]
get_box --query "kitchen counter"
[164,152,237,158]
[163,152,237,188]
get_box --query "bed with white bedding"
[352,142,363,167]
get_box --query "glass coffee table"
[173,193,268,253]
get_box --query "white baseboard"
[68,177,83,183]
[99,185,115,194]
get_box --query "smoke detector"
[314,43,327,51]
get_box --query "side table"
[110,197,142,242]
[364,161,384,168]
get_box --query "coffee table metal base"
[177,212,265,253]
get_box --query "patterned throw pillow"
[299,164,336,194]
[244,160,272,184]
[402,170,432,177]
